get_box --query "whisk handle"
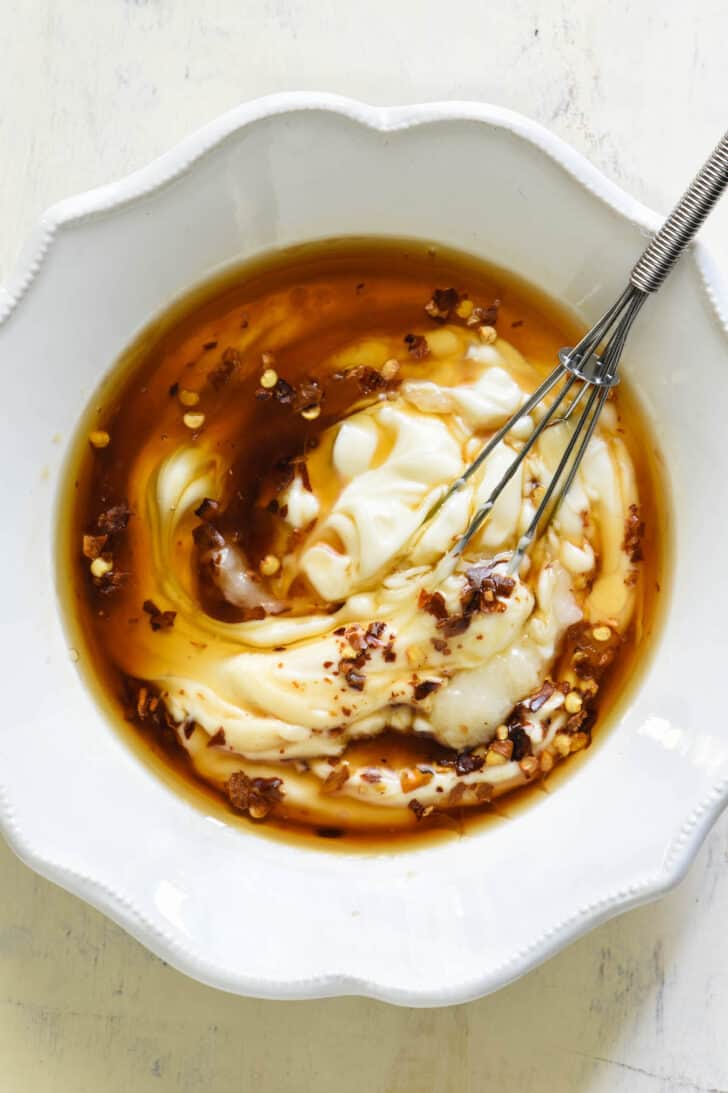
[630,130,728,294]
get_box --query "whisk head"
[429,284,646,576]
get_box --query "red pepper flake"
[430,637,450,654]
[623,503,645,563]
[404,333,429,360]
[413,679,442,701]
[350,365,386,395]
[409,798,434,821]
[455,750,485,775]
[418,588,448,620]
[97,501,132,534]
[365,621,387,644]
[462,563,515,614]
[436,614,471,638]
[94,569,128,596]
[142,599,177,632]
[208,347,239,389]
[321,763,350,794]
[194,497,220,521]
[207,728,226,748]
[522,679,555,712]
[292,378,323,413]
[466,301,500,328]
[344,667,366,691]
[508,725,531,760]
[82,534,108,560]
[424,287,461,322]
[227,771,284,819]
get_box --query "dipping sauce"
[62,238,668,845]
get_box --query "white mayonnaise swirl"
[120,325,640,817]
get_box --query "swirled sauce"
[64,239,667,844]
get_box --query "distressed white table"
[1,2,726,1090]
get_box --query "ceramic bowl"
[1,94,727,1006]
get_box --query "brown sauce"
[58,237,671,852]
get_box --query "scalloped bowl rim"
[1,93,727,1006]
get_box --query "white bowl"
[1,94,727,1007]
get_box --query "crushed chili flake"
[194,497,220,521]
[208,349,239,389]
[522,679,555,712]
[404,333,429,360]
[351,365,386,395]
[455,750,485,775]
[462,563,515,615]
[409,798,434,821]
[566,620,621,681]
[365,620,387,643]
[94,569,127,595]
[321,763,350,794]
[418,588,448,620]
[192,522,225,552]
[467,301,500,328]
[623,503,645,562]
[97,501,131,534]
[227,771,284,819]
[430,637,450,654]
[272,377,295,404]
[207,728,226,748]
[82,533,108,560]
[142,599,177,632]
[424,287,461,322]
[344,667,366,691]
[508,725,532,761]
[437,614,471,638]
[413,679,442,701]
[292,378,323,413]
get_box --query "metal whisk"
[433,129,728,576]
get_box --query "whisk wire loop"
[417,128,727,572]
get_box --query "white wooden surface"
[1,2,727,1090]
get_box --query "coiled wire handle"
[631,130,728,293]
